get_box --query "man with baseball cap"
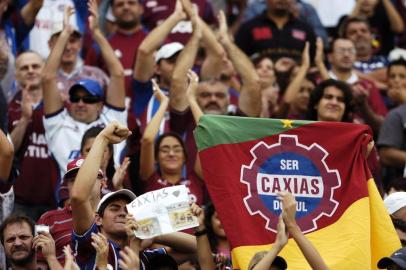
[378,247,406,269]
[385,192,406,222]
[42,4,127,179]
[71,121,196,269]
[37,157,105,265]
[131,0,186,133]
[47,11,109,104]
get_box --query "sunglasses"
[69,95,101,104]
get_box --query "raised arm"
[382,0,404,33]
[0,129,13,180]
[217,11,261,117]
[139,80,169,181]
[283,42,310,104]
[88,0,125,108]
[199,18,226,80]
[279,191,329,270]
[190,203,216,270]
[133,0,186,82]
[314,37,329,80]
[42,7,72,115]
[20,0,43,26]
[186,70,203,178]
[170,2,202,112]
[70,121,131,234]
[10,85,33,151]
[250,216,288,270]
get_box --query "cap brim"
[97,189,137,213]
[51,30,81,38]
[378,257,406,268]
[272,256,287,269]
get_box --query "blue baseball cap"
[378,247,406,269]
[69,79,104,98]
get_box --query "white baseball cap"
[154,42,184,63]
[384,192,406,214]
[50,22,81,38]
[96,189,137,214]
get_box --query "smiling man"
[42,4,127,181]
[327,38,387,133]
[71,122,196,270]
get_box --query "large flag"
[194,115,400,270]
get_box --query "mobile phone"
[35,224,50,236]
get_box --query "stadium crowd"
[1,0,406,269]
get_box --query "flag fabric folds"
[194,115,400,270]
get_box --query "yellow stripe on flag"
[232,179,400,270]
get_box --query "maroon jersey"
[144,172,206,206]
[85,29,148,99]
[37,206,72,264]
[142,0,216,44]
[8,92,58,206]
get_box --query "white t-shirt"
[29,0,78,59]
[43,105,127,179]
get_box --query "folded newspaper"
[126,185,199,239]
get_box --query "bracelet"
[194,229,207,237]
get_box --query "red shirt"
[8,93,58,206]
[85,29,148,99]
[142,0,216,44]
[144,172,206,206]
[37,206,72,264]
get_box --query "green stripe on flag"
[194,115,315,151]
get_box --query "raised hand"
[301,42,310,68]
[21,85,33,121]
[91,232,109,269]
[275,215,289,248]
[112,157,131,189]
[218,10,231,45]
[277,191,297,229]
[190,202,205,230]
[63,5,75,35]
[87,0,100,34]
[63,245,80,270]
[100,121,132,144]
[314,37,324,66]
[152,79,169,105]
[173,0,187,21]
[186,69,199,102]
[119,246,140,270]
[32,232,56,260]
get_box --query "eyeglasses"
[334,48,356,55]
[159,146,183,155]
[69,95,101,104]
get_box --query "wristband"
[194,229,207,237]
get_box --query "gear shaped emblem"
[240,134,341,233]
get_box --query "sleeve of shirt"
[72,222,99,265]
[169,108,194,135]
[141,248,167,265]
[102,105,128,125]
[377,108,404,148]
[367,86,388,116]
[43,108,68,153]
[234,22,253,57]
[132,79,154,117]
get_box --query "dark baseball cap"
[378,247,406,269]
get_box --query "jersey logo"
[252,27,272,40]
[292,29,306,41]
[241,135,341,233]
